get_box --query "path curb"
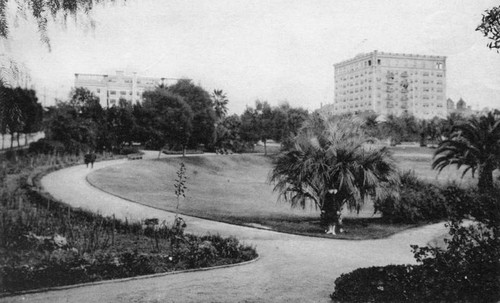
[0,255,260,298]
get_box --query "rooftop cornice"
[334,50,446,68]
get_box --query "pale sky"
[2,0,500,114]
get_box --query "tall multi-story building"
[74,71,179,108]
[328,50,447,119]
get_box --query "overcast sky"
[3,0,500,114]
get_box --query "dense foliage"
[0,151,257,294]
[0,86,43,149]
[375,171,449,223]
[433,112,500,190]
[331,186,500,303]
[36,86,311,155]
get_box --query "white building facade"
[74,71,177,108]
[327,51,447,119]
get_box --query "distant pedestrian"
[84,152,96,168]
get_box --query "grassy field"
[87,147,483,239]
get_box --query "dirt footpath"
[3,155,448,303]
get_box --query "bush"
[375,171,449,223]
[331,265,423,302]
[28,139,65,155]
[114,146,140,155]
[332,187,500,303]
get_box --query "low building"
[74,71,179,108]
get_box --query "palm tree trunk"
[478,163,494,190]
[321,209,342,235]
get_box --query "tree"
[239,100,274,155]
[167,80,215,149]
[13,87,43,145]
[105,98,136,150]
[44,89,104,154]
[0,84,9,149]
[211,89,228,122]
[142,88,193,156]
[432,112,500,190]
[477,5,500,51]
[270,102,309,150]
[269,114,400,234]
[0,0,112,49]
[211,89,229,150]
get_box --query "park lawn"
[87,148,478,239]
[391,146,487,187]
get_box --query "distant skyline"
[2,0,499,114]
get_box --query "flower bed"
[0,152,257,295]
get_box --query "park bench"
[127,153,143,160]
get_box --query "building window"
[436,62,443,69]
[120,91,126,95]
[377,59,381,65]
[110,91,116,95]
[96,89,100,93]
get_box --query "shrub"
[332,187,500,303]
[114,146,140,155]
[331,265,423,302]
[28,139,65,155]
[375,171,449,223]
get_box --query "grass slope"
[87,148,457,239]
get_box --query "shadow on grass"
[193,213,420,240]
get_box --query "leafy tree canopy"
[167,79,215,148]
[142,88,193,150]
[477,5,500,51]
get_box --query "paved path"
[3,153,448,303]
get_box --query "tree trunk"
[263,139,267,156]
[478,163,494,190]
[321,209,343,235]
[322,191,345,235]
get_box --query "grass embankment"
[0,153,257,295]
[89,147,469,239]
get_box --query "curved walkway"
[4,153,448,303]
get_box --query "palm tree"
[269,114,399,234]
[211,89,228,122]
[432,112,500,190]
[211,89,229,150]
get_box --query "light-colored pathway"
[3,153,448,303]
